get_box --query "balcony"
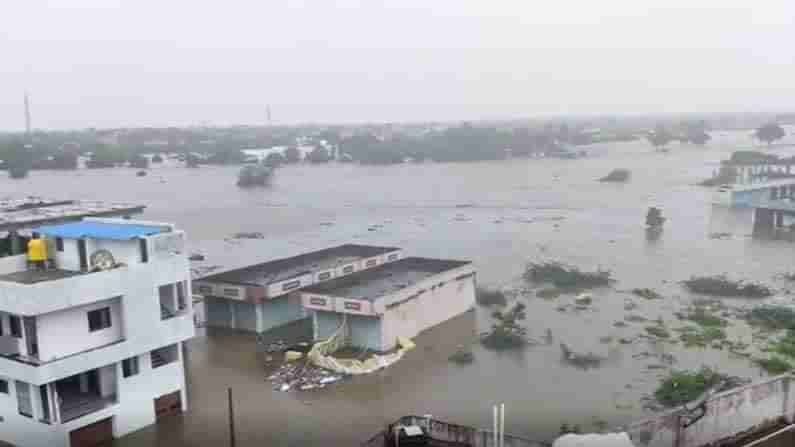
[55,366,118,423]
[0,266,127,316]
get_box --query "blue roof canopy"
[35,221,166,241]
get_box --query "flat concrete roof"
[0,197,145,233]
[198,244,400,286]
[0,269,84,284]
[302,257,471,302]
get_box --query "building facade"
[193,244,402,333]
[302,257,476,352]
[0,218,194,447]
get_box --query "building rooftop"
[302,257,471,302]
[199,244,400,286]
[35,221,167,240]
[0,268,84,284]
[0,197,145,233]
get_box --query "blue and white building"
[0,218,194,447]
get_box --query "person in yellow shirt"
[27,237,48,271]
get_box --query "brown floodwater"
[3,128,795,445]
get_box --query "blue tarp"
[35,221,166,240]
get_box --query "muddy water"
[3,129,795,445]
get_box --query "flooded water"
[4,129,795,445]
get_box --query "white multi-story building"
[0,218,194,447]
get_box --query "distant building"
[0,218,194,447]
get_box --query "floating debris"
[560,343,604,369]
[644,326,671,339]
[632,288,663,300]
[625,314,648,323]
[267,361,345,392]
[232,231,265,239]
[188,253,206,261]
[575,293,593,306]
[448,345,475,365]
[598,168,631,183]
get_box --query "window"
[9,316,22,338]
[55,237,64,252]
[139,238,149,263]
[16,381,32,418]
[151,344,178,369]
[177,282,187,310]
[0,379,8,394]
[0,317,3,336]
[122,357,140,378]
[88,307,112,332]
[282,280,300,291]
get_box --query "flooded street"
[4,130,795,445]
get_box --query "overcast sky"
[1,1,793,130]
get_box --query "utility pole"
[228,388,236,447]
[24,91,32,136]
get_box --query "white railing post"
[782,375,792,423]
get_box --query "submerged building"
[0,218,194,447]
[194,243,476,352]
[193,244,402,333]
[302,257,476,352]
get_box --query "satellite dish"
[90,249,116,271]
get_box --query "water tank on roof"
[27,238,48,262]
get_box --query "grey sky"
[1,0,793,130]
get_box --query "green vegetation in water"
[598,168,631,183]
[524,262,612,289]
[632,288,663,300]
[481,303,527,350]
[769,330,795,358]
[654,368,721,407]
[676,326,727,348]
[684,307,728,328]
[475,287,507,306]
[645,326,671,339]
[682,275,773,298]
[755,357,792,375]
[536,288,562,300]
[575,295,593,306]
[747,306,795,331]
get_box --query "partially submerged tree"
[687,130,711,145]
[129,155,149,169]
[647,125,674,151]
[185,153,200,168]
[481,302,527,350]
[306,147,331,163]
[284,146,302,163]
[2,140,32,179]
[754,123,786,146]
[263,152,285,167]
